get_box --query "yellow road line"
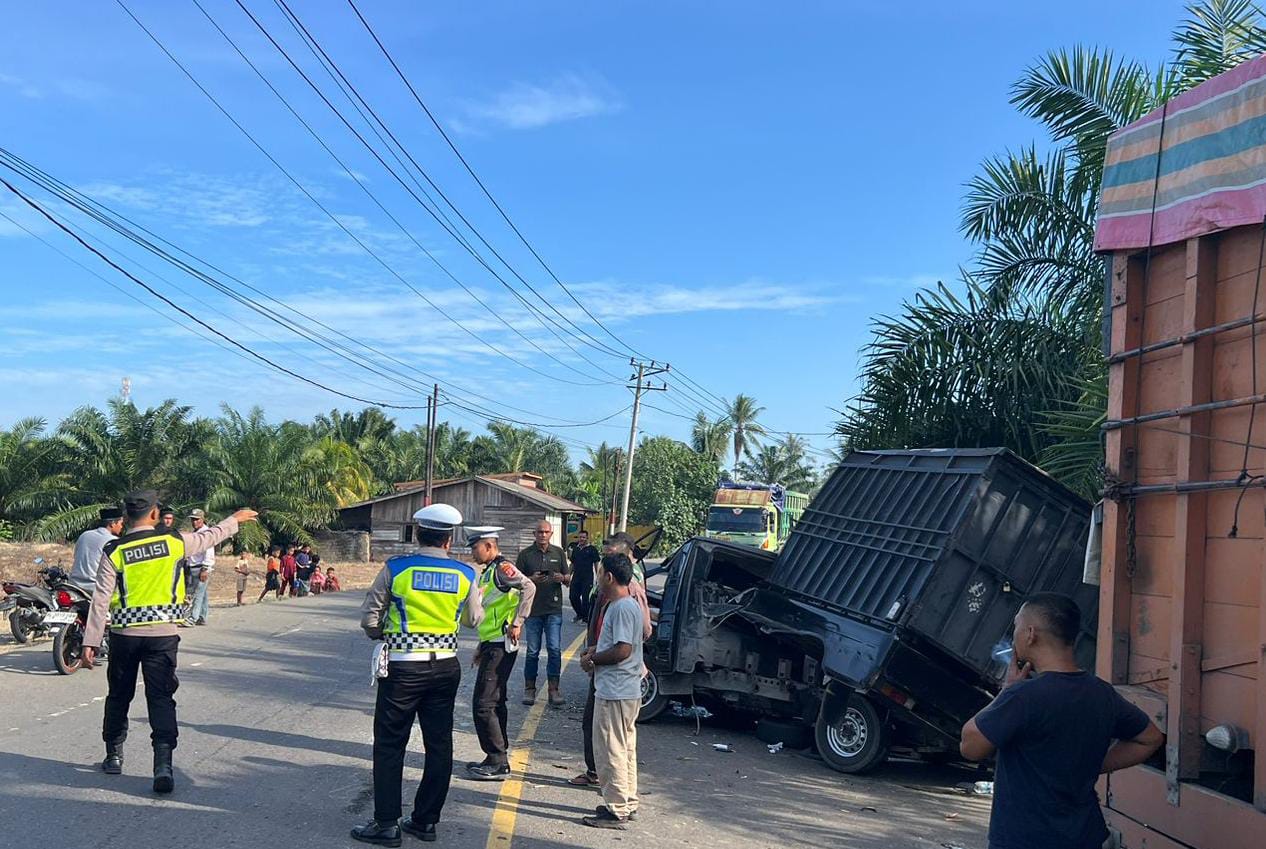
[485,630,587,849]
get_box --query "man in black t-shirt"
[568,531,600,623]
[960,593,1164,849]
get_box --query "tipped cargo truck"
[1090,54,1266,849]
[642,448,1095,774]
[703,482,809,550]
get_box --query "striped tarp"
[1095,53,1266,251]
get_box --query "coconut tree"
[690,411,732,466]
[839,1,1266,493]
[0,418,71,535]
[205,406,341,551]
[37,399,203,540]
[725,395,766,471]
[737,436,816,492]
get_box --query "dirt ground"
[0,540,380,607]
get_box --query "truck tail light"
[877,683,916,710]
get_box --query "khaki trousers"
[592,696,640,818]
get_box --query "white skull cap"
[412,503,463,529]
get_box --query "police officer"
[354,504,484,846]
[82,491,257,793]
[463,527,535,781]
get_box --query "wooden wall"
[1102,228,1266,846]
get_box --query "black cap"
[123,490,160,515]
[159,504,175,517]
[99,506,124,522]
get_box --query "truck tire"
[815,694,889,774]
[756,717,813,750]
[638,668,670,723]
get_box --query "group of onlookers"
[251,543,340,604]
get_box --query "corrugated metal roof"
[339,475,593,514]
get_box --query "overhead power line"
[115,0,607,391]
[2,177,431,410]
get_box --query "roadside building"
[337,473,594,561]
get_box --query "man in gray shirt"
[579,553,644,829]
[69,506,125,593]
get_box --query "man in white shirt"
[69,507,125,593]
[183,509,215,626]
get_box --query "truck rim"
[826,706,868,757]
[641,669,658,707]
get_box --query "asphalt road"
[0,593,991,849]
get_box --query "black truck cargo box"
[770,448,1096,679]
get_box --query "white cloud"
[576,279,852,320]
[0,72,42,99]
[463,74,621,130]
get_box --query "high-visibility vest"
[477,557,521,644]
[382,554,474,654]
[105,528,187,628]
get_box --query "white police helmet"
[412,503,463,530]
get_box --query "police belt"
[384,632,459,653]
[111,604,186,628]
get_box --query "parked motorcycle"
[1,558,63,644]
[45,578,102,675]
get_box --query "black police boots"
[152,744,174,794]
[350,820,402,847]
[401,820,437,842]
[102,742,124,775]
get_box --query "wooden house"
[337,472,595,561]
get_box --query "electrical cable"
[115,0,607,391]
[2,177,431,410]
[193,0,616,386]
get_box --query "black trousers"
[582,674,597,775]
[569,584,592,622]
[103,632,180,748]
[373,657,461,824]
[472,641,518,766]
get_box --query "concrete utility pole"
[619,360,669,532]
[424,384,439,506]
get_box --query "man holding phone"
[516,520,570,707]
[959,593,1164,849]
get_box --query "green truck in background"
[702,482,809,550]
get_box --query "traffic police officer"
[463,527,535,781]
[82,490,257,793]
[354,503,484,847]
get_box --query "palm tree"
[737,437,816,492]
[839,1,1266,495]
[205,406,341,551]
[0,418,70,535]
[312,407,397,446]
[580,443,625,518]
[690,411,731,465]
[38,399,203,540]
[725,395,766,471]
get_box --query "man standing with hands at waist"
[463,526,535,781]
[517,520,569,707]
[354,503,484,847]
[82,491,256,794]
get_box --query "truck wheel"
[756,717,813,750]
[815,695,889,774]
[638,668,669,723]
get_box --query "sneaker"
[194,620,207,626]
[178,620,193,629]
[466,763,510,781]
[581,809,627,830]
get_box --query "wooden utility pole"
[424,384,439,506]
[619,360,669,532]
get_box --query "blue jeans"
[523,614,562,683]
[188,578,210,623]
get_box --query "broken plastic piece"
[766,742,784,753]
[712,743,733,752]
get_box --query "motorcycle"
[45,578,104,675]
[1,558,63,644]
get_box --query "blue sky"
[0,1,1186,464]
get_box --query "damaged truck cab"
[643,448,1096,775]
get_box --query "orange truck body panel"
[1101,228,1266,847]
